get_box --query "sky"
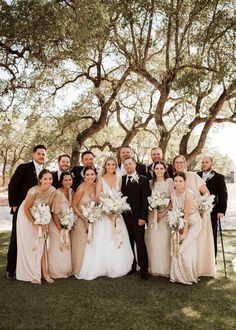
[209,124,236,166]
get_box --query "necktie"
[127,176,132,186]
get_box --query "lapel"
[198,171,203,178]
[206,170,216,182]
[30,161,38,182]
[121,175,127,192]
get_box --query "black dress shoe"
[5,272,15,280]
[140,272,150,280]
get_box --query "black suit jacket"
[197,170,228,214]
[8,161,38,208]
[147,163,174,180]
[136,163,148,178]
[121,174,150,223]
[71,165,84,191]
[52,171,60,189]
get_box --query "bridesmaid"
[16,169,56,284]
[172,155,216,277]
[170,172,201,285]
[48,172,73,279]
[71,166,97,276]
[146,161,173,277]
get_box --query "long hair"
[151,161,169,187]
[58,171,73,188]
[101,156,118,176]
[173,171,186,181]
[38,169,52,185]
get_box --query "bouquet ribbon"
[60,228,70,251]
[170,230,180,256]
[198,211,207,239]
[33,226,49,255]
[111,213,123,249]
[87,222,94,244]
[153,209,158,231]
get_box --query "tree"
[0,0,235,166]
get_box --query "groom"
[121,157,150,280]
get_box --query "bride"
[77,156,133,280]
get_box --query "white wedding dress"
[76,176,133,280]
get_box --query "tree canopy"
[0,0,235,174]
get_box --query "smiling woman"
[16,169,56,284]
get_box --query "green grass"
[0,231,236,330]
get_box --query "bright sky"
[209,124,236,166]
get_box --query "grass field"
[0,231,236,330]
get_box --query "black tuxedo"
[71,165,84,191]
[121,174,150,273]
[7,161,38,276]
[52,171,60,189]
[147,163,173,180]
[197,170,228,256]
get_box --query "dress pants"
[6,208,18,275]
[125,219,148,272]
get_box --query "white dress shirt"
[33,160,43,178]
[202,171,211,182]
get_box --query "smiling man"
[197,156,228,257]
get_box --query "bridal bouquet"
[199,194,215,216]
[60,207,76,230]
[80,201,102,244]
[99,190,131,248]
[59,207,76,250]
[80,201,102,224]
[31,202,51,226]
[167,207,185,256]
[100,189,131,214]
[167,207,185,232]
[30,202,52,253]
[148,188,170,211]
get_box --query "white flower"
[30,202,51,225]
[80,201,102,224]
[148,188,170,211]
[199,194,215,215]
[60,207,76,230]
[100,189,131,215]
[167,207,185,232]
[131,173,139,183]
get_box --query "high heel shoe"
[43,274,54,284]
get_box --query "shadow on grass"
[0,231,236,330]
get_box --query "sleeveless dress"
[146,178,173,276]
[16,186,55,282]
[186,171,216,276]
[48,188,73,278]
[71,189,93,276]
[76,176,133,280]
[170,189,201,285]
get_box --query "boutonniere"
[131,173,139,183]
[206,172,215,182]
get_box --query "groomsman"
[118,145,147,177]
[6,144,47,279]
[197,156,228,257]
[72,151,95,191]
[147,147,173,180]
[121,157,151,280]
[52,154,71,189]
